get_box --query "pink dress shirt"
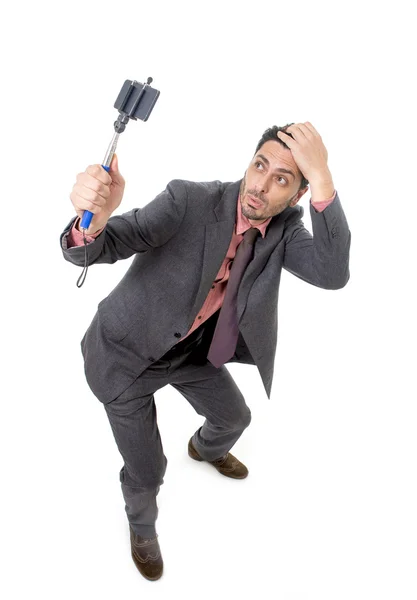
[66,190,336,343]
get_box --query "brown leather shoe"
[129,525,163,581]
[188,437,248,479]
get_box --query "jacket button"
[174,332,181,338]
[148,356,155,362]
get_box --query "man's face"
[239,140,309,225]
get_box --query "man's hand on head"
[277,122,332,185]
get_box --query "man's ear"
[289,186,309,207]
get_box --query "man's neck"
[248,218,268,227]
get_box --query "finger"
[287,124,309,141]
[71,191,103,214]
[73,183,107,206]
[277,130,295,147]
[79,173,111,199]
[86,164,112,185]
[303,122,321,137]
[296,123,315,140]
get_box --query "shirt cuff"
[66,217,105,247]
[310,189,337,213]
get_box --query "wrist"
[76,215,108,235]
[308,166,333,185]
[309,170,335,203]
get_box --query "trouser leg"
[169,361,252,462]
[100,324,208,538]
[103,391,167,539]
[99,313,251,535]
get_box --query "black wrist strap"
[76,229,89,288]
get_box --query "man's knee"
[232,407,251,430]
[241,408,252,428]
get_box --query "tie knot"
[244,227,260,245]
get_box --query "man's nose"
[255,177,268,194]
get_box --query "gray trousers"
[102,311,252,539]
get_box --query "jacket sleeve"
[59,179,188,267]
[283,191,351,290]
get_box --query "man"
[60,122,351,581]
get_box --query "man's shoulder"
[169,178,229,197]
[276,202,304,227]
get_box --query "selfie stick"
[80,77,160,230]
[75,77,160,288]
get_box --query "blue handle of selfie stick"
[79,164,111,230]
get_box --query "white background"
[1,1,416,598]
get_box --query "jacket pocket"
[97,299,129,342]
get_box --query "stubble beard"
[240,178,298,220]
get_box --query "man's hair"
[254,123,309,191]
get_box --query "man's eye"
[255,162,286,184]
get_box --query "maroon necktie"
[207,226,260,368]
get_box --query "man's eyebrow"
[255,154,296,179]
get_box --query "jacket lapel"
[189,178,303,327]
[188,180,238,324]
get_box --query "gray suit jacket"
[60,178,351,403]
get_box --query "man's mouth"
[247,195,264,209]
